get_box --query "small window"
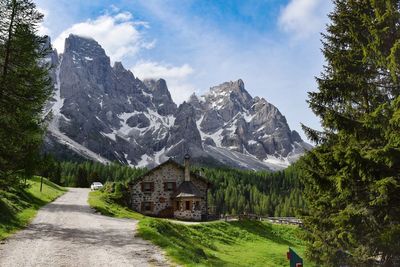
[142,182,153,192]
[164,182,176,191]
[142,202,152,212]
[185,201,190,210]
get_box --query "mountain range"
[43,34,311,171]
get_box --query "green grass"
[0,176,66,240]
[88,190,144,220]
[137,218,314,267]
[88,190,314,266]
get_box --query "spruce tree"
[300,0,400,265]
[76,167,88,188]
[0,0,51,188]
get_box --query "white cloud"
[53,12,152,61]
[110,5,120,13]
[165,82,197,104]
[278,0,331,39]
[37,7,51,36]
[132,61,193,80]
[132,61,196,103]
[38,23,51,36]
[114,11,133,22]
[136,0,330,141]
[36,0,332,141]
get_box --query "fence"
[220,214,303,226]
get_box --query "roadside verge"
[0,176,66,240]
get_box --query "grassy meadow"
[88,190,144,220]
[89,190,313,267]
[0,176,66,240]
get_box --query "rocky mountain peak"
[41,36,58,68]
[203,79,253,112]
[166,101,204,159]
[64,34,109,65]
[44,35,311,171]
[291,130,303,143]
[210,79,245,93]
[188,92,202,107]
[210,79,250,97]
[143,79,177,115]
[144,79,168,93]
[113,61,126,72]
[189,92,199,102]
[65,34,101,52]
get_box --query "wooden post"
[40,177,43,192]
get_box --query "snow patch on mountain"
[42,34,311,171]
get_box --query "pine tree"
[0,0,51,188]
[76,167,88,188]
[51,162,62,185]
[300,0,400,265]
[88,171,100,185]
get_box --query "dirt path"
[0,188,169,267]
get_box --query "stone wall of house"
[174,209,202,221]
[173,197,205,221]
[131,163,185,215]
[131,162,210,220]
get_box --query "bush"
[101,181,130,207]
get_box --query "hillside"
[89,190,314,267]
[0,177,66,240]
[139,219,312,267]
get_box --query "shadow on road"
[12,222,146,249]
[42,203,94,214]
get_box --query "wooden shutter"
[163,182,167,191]
[141,182,144,192]
[141,202,145,211]
[173,182,177,191]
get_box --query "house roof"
[172,181,203,198]
[129,158,212,187]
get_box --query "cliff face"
[43,34,311,170]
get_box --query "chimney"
[184,154,190,181]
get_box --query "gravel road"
[0,188,169,267]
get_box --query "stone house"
[129,155,212,221]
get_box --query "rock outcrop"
[44,34,311,170]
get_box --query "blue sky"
[36,0,333,141]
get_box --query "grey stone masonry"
[130,159,210,221]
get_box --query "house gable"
[129,158,211,221]
[129,158,212,188]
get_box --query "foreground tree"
[0,0,51,189]
[300,0,400,265]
